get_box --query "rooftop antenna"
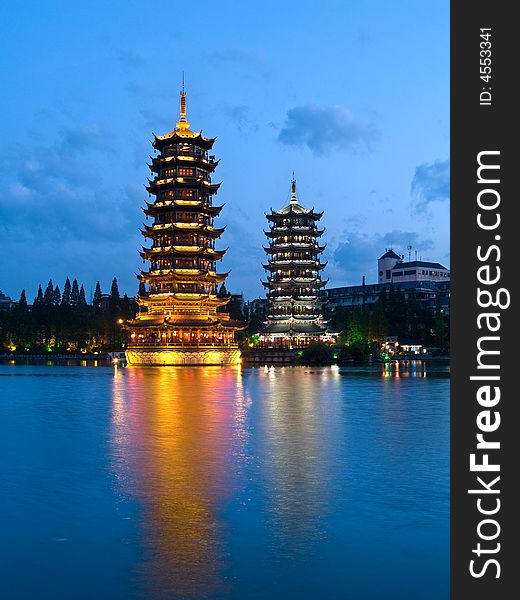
[407,244,412,261]
[415,249,418,260]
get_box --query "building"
[258,178,336,348]
[324,247,450,316]
[324,280,450,314]
[378,249,450,283]
[244,297,267,322]
[124,83,246,365]
[0,290,16,310]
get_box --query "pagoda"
[259,178,336,348]
[124,83,246,365]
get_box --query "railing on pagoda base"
[125,346,242,366]
[128,332,236,347]
[257,335,334,349]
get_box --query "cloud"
[411,159,450,211]
[277,104,377,156]
[357,25,375,45]
[205,48,273,79]
[57,126,110,156]
[0,126,139,243]
[223,104,258,133]
[333,230,434,283]
[117,50,146,70]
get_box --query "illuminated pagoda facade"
[125,83,245,365]
[259,178,335,348]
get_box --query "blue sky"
[0,0,449,301]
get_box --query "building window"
[386,270,391,279]
[178,167,194,176]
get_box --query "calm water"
[0,363,449,600]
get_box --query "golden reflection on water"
[111,366,248,599]
[110,366,367,595]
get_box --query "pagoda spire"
[290,172,298,204]
[176,75,190,131]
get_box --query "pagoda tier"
[143,200,224,217]
[261,278,328,288]
[261,261,328,271]
[146,179,222,196]
[258,178,337,349]
[266,209,324,222]
[140,223,226,239]
[124,82,246,366]
[148,155,220,174]
[264,227,325,238]
[263,243,326,254]
[152,130,216,150]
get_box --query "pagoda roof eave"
[150,155,220,172]
[152,130,216,148]
[266,208,323,221]
[141,223,226,237]
[125,317,242,330]
[260,322,329,335]
[262,278,328,288]
[143,201,224,216]
[263,243,326,253]
[264,228,325,238]
[262,262,327,271]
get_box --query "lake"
[0,362,449,599]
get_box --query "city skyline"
[0,1,449,300]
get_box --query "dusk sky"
[0,1,449,302]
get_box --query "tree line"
[1,278,449,360]
[0,277,133,354]
[324,286,449,363]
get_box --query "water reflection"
[382,360,428,378]
[106,364,448,599]
[110,366,345,594]
[256,367,343,558]
[111,367,248,599]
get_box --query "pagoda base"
[125,347,242,366]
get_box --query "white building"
[378,250,449,284]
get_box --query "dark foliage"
[298,342,335,365]
[1,277,135,354]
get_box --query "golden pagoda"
[125,82,246,365]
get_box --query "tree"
[93,281,102,309]
[298,342,335,365]
[34,285,44,306]
[43,280,54,306]
[109,277,120,313]
[138,281,147,296]
[53,285,61,306]
[61,278,72,306]
[78,284,87,307]
[18,289,28,309]
[70,278,80,307]
[433,298,449,352]
[120,293,132,318]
